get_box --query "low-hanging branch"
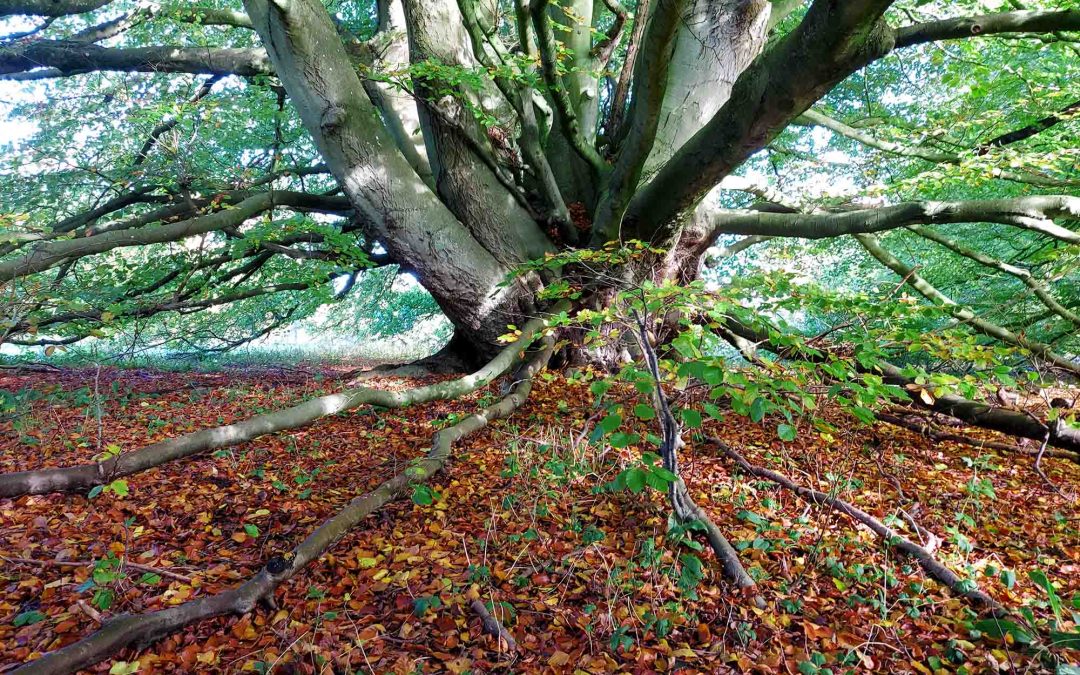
[10,336,554,675]
[705,196,1080,242]
[0,191,352,284]
[907,224,1080,330]
[853,232,1080,377]
[712,439,1009,616]
[715,317,1080,456]
[0,308,561,498]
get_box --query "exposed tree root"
[0,315,556,499]
[634,313,761,603]
[711,438,1009,618]
[469,599,518,653]
[10,337,555,675]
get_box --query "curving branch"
[624,3,1080,240]
[0,0,111,17]
[715,316,1080,454]
[895,9,1080,48]
[706,196,1080,242]
[10,329,555,675]
[133,75,222,166]
[0,303,555,496]
[854,232,1080,376]
[907,224,1080,330]
[624,0,896,241]
[0,41,272,79]
[0,191,351,283]
[714,440,1007,615]
[797,108,1079,189]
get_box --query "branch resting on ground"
[10,326,555,675]
[711,439,1009,617]
[0,307,563,498]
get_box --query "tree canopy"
[0,0,1078,672]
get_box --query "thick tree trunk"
[403,0,553,265]
[244,0,538,357]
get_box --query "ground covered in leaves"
[1,366,1078,674]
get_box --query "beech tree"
[1,0,1078,671]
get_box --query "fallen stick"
[469,599,518,652]
[3,556,193,584]
[711,438,1008,617]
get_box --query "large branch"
[717,318,1080,454]
[0,191,350,283]
[707,196,1080,241]
[624,4,1080,240]
[908,224,1080,330]
[529,0,609,178]
[714,441,1007,615]
[590,0,688,243]
[0,0,110,17]
[623,0,896,241]
[11,333,554,675]
[854,232,1080,376]
[0,41,271,78]
[0,307,559,499]
[895,9,1080,48]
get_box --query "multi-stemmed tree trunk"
[2,1,1080,671]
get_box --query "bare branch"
[0,41,271,79]
[707,196,1080,242]
[896,9,1080,48]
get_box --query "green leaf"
[109,662,140,675]
[972,619,1033,644]
[599,413,622,434]
[13,610,47,627]
[624,467,646,494]
[106,479,129,497]
[1049,631,1080,648]
[137,573,161,585]
[777,423,797,442]
[749,397,766,423]
[633,404,655,420]
[680,409,702,428]
[411,484,434,506]
[87,485,104,499]
[243,524,260,537]
[1028,569,1062,622]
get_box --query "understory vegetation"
[2,365,1077,673]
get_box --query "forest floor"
[1,365,1078,674]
